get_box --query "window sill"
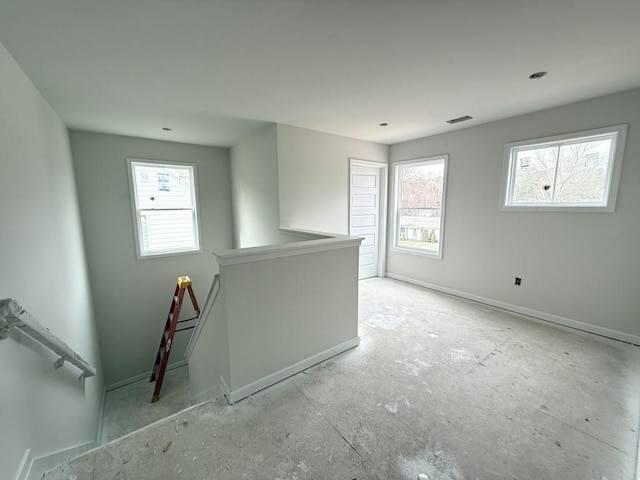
[391,245,442,259]
[499,204,614,213]
[137,247,203,260]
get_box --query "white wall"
[69,131,234,385]
[224,246,359,393]
[188,236,361,404]
[187,281,229,405]
[0,43,103,479]
[277,124,388,234]
[230,124,291,247]
[388,88,640,340]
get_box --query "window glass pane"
[503,126,625,211]
[511,146,557,204]
[134,165,194,210]
[397,160,445,254]
[140,209,197,253]
[129,159,200,257]
[554,139,611,203]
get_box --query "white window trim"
[500,124,627,213]
[126,157,203,259]
[392,155,448,259]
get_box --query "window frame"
[392,155,448,259]
[500,124,627,213]
[126,157,202,259]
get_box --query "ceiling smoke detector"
[446,115,473,125]
[529,71,548,80]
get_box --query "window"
[127,158,201,258]
[501,125,627,212]
[393,155,448,258]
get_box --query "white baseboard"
[13,449,32,480]
[637,435,640,480]
[105,359,188,392]
[190,381,224,406]
[15,441,95,480]
[636,431,640,480]
[225,337,360,404]
[385,273,640,345]
[96,381,107,447]
[219,375,231,402]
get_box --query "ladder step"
[149,276,199,402]
[175,326,195,332]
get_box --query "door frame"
[348,158,388,278]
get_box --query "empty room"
[1,1,639,479]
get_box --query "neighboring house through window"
[393,155,448,258]
[127,158,201,258]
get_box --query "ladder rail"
[151,288,184,402]
[186,285,201,317]
[149,284,178,383]
[150,276,200,403]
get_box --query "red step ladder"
[150,275,200,403]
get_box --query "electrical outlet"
[515,277,522,286]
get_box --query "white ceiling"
[1,0,639,147]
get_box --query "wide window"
[394,155,448,258]
[501,125,627,212]
[127,158,201,258]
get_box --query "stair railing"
[185,274,220,359]
[0,298,97,380]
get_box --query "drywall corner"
[276,124,388,235]
[230,123,286,247]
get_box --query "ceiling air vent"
[446,115,473,125]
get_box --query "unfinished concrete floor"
[46,277,640,479]
[99,364,191,444]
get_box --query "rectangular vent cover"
[446,115,473,124]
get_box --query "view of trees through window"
[396,159,445,254]
[510,135,615,205]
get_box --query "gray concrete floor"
[99,364,191,444]
[47,277,640,479]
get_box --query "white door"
[349,161,386,279]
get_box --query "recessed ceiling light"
[446,115,473,125]
[528,71,548,80]
[379,122,389,127]
[162,127,172,131]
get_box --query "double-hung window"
[393,155,448,258]
[501,125,627,212]
[127,158,201,258]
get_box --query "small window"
[393,155,448,258]
[127,158,201,258]
[501,125,627,212]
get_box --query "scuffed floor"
[46,277,640,479]
[99,364,191,444]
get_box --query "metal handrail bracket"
[0,298,97,380]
